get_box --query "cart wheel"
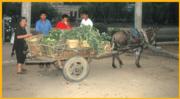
[63,56,89,82]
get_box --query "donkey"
[111,27,159,68]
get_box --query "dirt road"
[2,43,178,98]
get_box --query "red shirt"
[56,21,72,30]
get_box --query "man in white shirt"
[80,11,93,27]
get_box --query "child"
[80,11,93,27]
[56,14,72,30]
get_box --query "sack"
[66,39,80,48]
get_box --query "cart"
[25,35,113,82]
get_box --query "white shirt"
[80,18,93,27]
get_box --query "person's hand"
[27,34,32,37]
[64,21,68,25]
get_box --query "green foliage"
[41,29,63,45]
[100,32,112,41]
[41,36,57,45]
[41,26,111,53]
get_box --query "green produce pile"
[41,26,112,53]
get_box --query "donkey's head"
[145,25,159,45]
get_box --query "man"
[35,11,52,35]
[80,11,93,27]
[56,14,72,30]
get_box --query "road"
[2,43,178,98]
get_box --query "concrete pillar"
[21,3,31,33]
[134,3,149,43]
[134,2,142,29]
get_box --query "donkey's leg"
[115,55,123,68]
[111,42,117,68]
[135,47,143,68]
[112,54,117,68]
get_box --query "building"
[50,3,81,21]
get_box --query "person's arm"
[56,22,66,30]
[80,20,83,27]
[35,21,40,32]
[49,23,52,30]
[17,34,32,39]
[48,20,52,30]
[15,27,32,39]
[55,22,60,29]
[66,24,72,30]
[89,19,93,27]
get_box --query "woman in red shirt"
[56,14,72,30]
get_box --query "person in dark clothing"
[14,17,32,74]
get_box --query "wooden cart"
[25,35,113,82]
